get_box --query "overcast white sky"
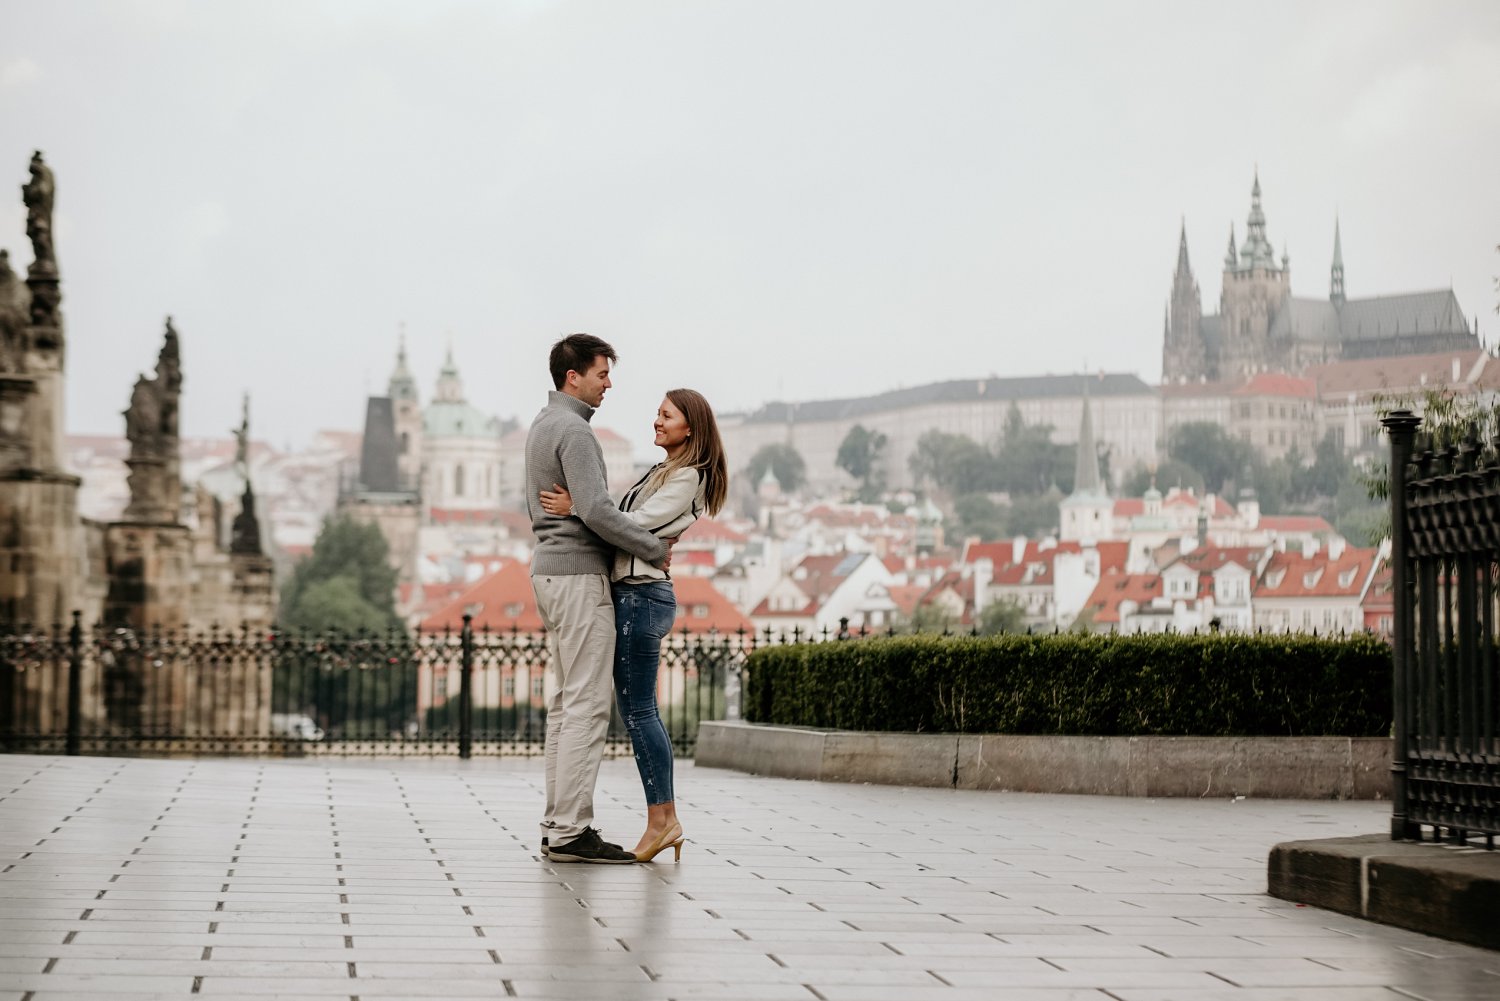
[3,1,1498,458]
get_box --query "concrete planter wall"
[696,720,1391,799]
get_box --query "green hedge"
[744,633,1392,737]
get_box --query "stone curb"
[695,720,1391,799]
[1268,833,1500,951]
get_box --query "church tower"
[1329,218,1346,307]
[1059,392,1112,542]
[1219,171,1291,378]
[1161,220,1205,382]
[388,328,422,490]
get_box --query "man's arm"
[557,431,668,565]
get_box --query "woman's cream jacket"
[611,464,704,583]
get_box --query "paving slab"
[2,754,1498,1001]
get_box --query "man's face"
[569,356,612,408]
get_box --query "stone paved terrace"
[1,755,1498,1001]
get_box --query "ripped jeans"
[611,580,676,806]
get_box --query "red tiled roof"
[1305,349,1496,398]
[1362,566,1394,610]
[1158,379,1240,397]
[420,562,749,635]
[1255,547,1379,599]
[670,576,754,634]
[787,553,867,601]
[428,508,503,525]
[885,584,928,617]
[421,561,544,632]
[593,426,630,444]
[962,539,1128,582]
[1257,515,1334,534]
[1171,546,1262,573]
[750,595,821,618]
[1231,373,1317,398]
[1114,492,1236,519]
[1080,573,1163,624]
[496,510,535,538]
[681,517,748,544]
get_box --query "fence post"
[1382,409,1421,841]
[459,613,474,760]
[66,611,82,757]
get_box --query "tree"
[1004,492,1061,538]
[746,442,807,494]
[901,602,957,634]
[1168,422,1252,494]
[953,493,1007,541]
[993,403,1074,495]
[280,515,401,633]
[909,430,993,494]
[836,424,888,501]
[976,600,1025,636]
[1120,460,1204,497]
[1360,388,1500,539]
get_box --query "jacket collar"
[548,390,594,423]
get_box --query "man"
[525,334,668,863]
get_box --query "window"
[505,603,523,618]
[503,677,515,697]
[693,604,710,618]
[454,464,465,497]
[532,677,545,698]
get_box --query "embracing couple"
[524,333,727,864]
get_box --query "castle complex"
[720,172,1489,492]
[1161,173,1479,382]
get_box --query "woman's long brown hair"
[655,388,728,516]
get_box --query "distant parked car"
[270,713,325,741]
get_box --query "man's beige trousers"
[532,572,616,845]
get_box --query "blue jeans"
[611,580,676,806]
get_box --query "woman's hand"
[539,483,574,517]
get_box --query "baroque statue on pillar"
[122,317,184,522]
[21,150,62,335]
[22,151,55,277]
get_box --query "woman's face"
[654,397,691,455]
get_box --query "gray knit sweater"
[525,391,667,576]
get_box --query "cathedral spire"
[1224,223,1237,269]
[1330,218,1346,305]
[1238,169,1278,270]
[1174,218,1192,282]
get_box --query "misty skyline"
[3,1,1498,460]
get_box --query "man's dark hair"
[549,333,618,390]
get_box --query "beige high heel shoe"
[634,823,685,863]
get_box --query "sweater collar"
[548,390,595,423]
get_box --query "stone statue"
[156,317,181,437]
[231,480,262,556]
[22,151,56,276]
[124,375,159,446]
[231,393,249,480]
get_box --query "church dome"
[424,400,500,439]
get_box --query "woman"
[539,388,728,862]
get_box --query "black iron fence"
[0,615,800,758]
[1384,410,1500,847]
